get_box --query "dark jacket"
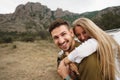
[57,41,103,80]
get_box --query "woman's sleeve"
[68,38,98,63]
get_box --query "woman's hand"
[69,63,79,75]
[57,60,70,79]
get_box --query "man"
[49,18,103,80]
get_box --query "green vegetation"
[80,11,99,19]
[0,36,13,43]
[12,44,17,49]
[93,12,120,30]
[0,31,51,43]
[39,30,50,40]
[61,15,80,24]
[0,31,15,43]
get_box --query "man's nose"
[58,37,65,44]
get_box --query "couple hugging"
[49,18,120,80]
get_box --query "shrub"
[39,30,50,40]
[21,36,35,42]
[12,45,17,49]
[0,36,13,43]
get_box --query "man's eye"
[53,36,58,40]
[61,33,66,36]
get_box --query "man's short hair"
[49,18,70,34]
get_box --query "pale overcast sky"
[0,0,120,14]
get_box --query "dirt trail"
[0,40,61,80]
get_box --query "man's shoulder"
[57,50,66,66]
[58,50,64,56]
[58,50,67,59]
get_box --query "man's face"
[51,25,74,51]
[74,26,90,42]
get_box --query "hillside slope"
[0,40,61,80]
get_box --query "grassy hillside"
[0,40,61,80]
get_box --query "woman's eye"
[76,34,80,37]
[83,31,86,34]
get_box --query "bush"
[21,36,35,42]
[0,36,13,43]
[12,45,17,49]
[39,30,50,40]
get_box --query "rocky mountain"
[93,6,120,30]
[0,2,52,33]
[0,2,120,33]
[0,2,79,33]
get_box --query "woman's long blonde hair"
[72,18,120,80]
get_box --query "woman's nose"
[81,34,85,40]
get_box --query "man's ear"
[70,28,74,37]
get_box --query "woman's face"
[74,26,90,42]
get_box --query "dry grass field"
[0,40,61,80]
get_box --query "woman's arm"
[67,38,98,63]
